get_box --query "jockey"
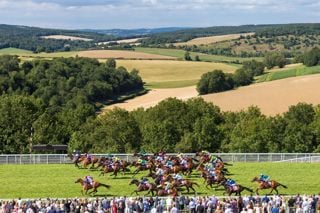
[259,174,270,182]
[138,149,147,157]
[112,156,120,163]
[226,179,236,187]
[202,150,210,156]
[209,170,216,179]
[204,162,213,171]
[156,166,164,176]
[73,150,81,157]
[137,158,147,166]
[173,173,183,183]
[165,160,173,169]
[140,177,149,186]
[84,175,94,186]
[84,153,92,162]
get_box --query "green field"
[0,48,78,59]
[0,48,33,54]
[256,65,320,83]
[117,60,236,89]
[135,47,263,63]
[0,163,319,199]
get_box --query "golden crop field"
[175,33,255,46]
[202,74,320,115]
[78,50,176,60]
[116,60,236,88]
[105,74,320,115]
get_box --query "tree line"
[0,56,143,153]
[70,98,320,154]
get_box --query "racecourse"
[0,163,319,199]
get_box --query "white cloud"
[0,0,319,28]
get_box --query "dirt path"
[103,86,198,111]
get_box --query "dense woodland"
[0,56,143,153]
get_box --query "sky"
[0,0,319,29]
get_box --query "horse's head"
[129,179,138,185]
[75,178,83,184]
[251,177,259,182]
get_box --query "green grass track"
[0,163,319,198]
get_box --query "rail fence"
[0,153,319,164]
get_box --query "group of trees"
[303,47,320,67]
[0,55,144,153]
[69,98,320,153]
[197,59,265,95]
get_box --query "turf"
[117,60,236,89]
[135,47,263,63]
[256,65,320,83]
[0,163,319,199]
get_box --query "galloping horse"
[156,187,178,197]
[129,179,158,196]
[131,160,156,177]
[74,178,110,195]
[163,175,199,194]
[251,177,287,195]
[221,181,253,196]
[100,163,121,178]
[82,156,99,169]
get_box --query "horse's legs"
[256,188,260,195]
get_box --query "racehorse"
[99,163,121,178]
[74,178,110,195]
[163,175,199,194]
[129,179,158,196]
[156,187,178,197]
[251,177,288,195]
[251,177,287,195]
[221,181,253,196]
[82,156,99,169]
[131,160,156,177]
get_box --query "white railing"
[0,153,319,164]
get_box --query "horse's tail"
[243,186,253,193]
[224,162,233,166]
[100,183,111,189]
[278,182,287,189]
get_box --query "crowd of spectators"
[0,194,319,213]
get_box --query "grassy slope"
[0,163,319,199]
[256,65,320,83]
[0,48,32,54]
[117,60,236,89]
[135,47,263,63]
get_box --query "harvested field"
[104,86,198,111]
[78,50,176,60]
[41,35,92,41]
[203,74,320,115]
[117,60,236,88]
[106,74,320,115]
[175,33,254,46]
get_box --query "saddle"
[229,185,239,191]
[262,181,271,188]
